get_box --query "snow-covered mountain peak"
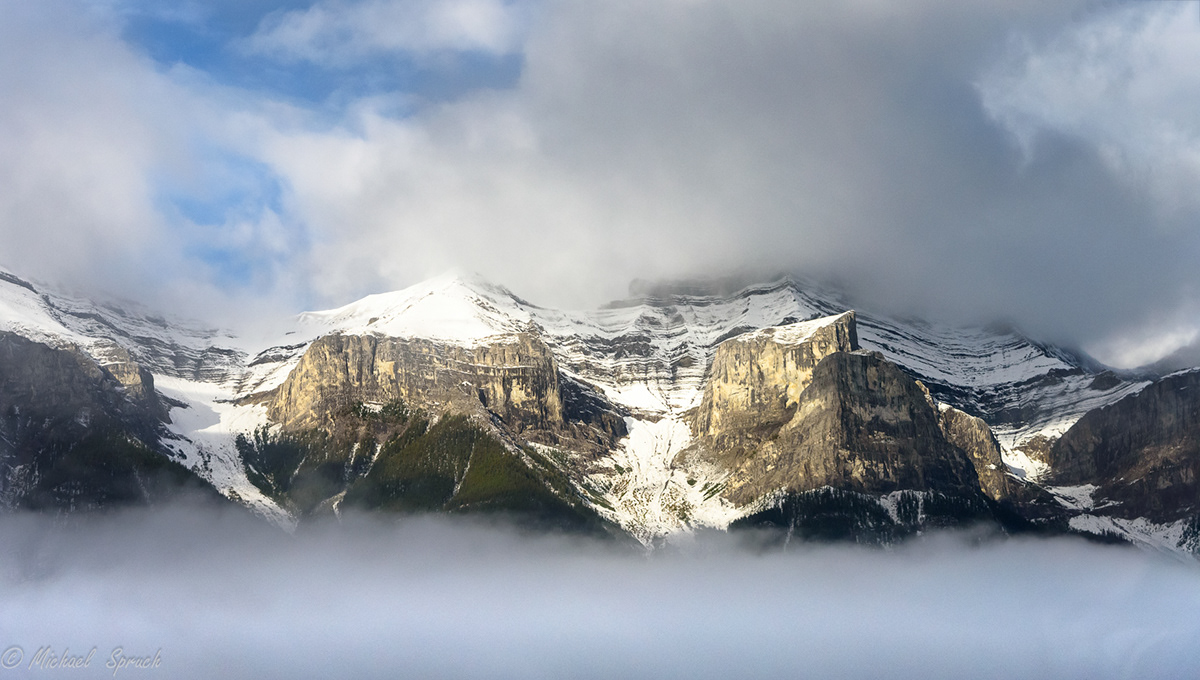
[0,266,241,381]
[293,270,536,347]
[0,268,73,345]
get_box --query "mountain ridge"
[1,265,1195,552]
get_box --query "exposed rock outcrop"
[247,332,625,529]
[692,346,986,507]
[1049,370,1200,521]
[1014,435,1055,472]
[266,332,625,452]
[92,340,169,422]
[683,313,989,510]
[693,312,858,452]
[936,404,1010,501]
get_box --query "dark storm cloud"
[1,505,1199,679]
[1,1,1198,364]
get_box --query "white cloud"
[1096,325,1199,370]
[0,1,181,294]
[244,0,525,65]
[0,1,315,326]
[976,1,1200,366]
[1086,298,1200,369]
[257,1,1126,315]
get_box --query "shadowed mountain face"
[0,332,213,510]
[936,405,1010,502]
[2,267,1199,551]
[1049,370,1200,522]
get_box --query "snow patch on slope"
[1069,514,1195,559]
[0,275,79,347]
[0,265,245,385]
[1047,484,1100,511]
[991,377,1149,453]
[1002,447,1050,482]
[591,417,740,543]
[858,320,1067,390]
[155,375,294,530]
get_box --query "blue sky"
[116,0,523,109]
[2,0,1200,366]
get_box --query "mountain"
[2,265,1196,554]
[0,332,208,510]
[1040,368,1200,551]
[0,268,276,519]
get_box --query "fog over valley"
[2,504,1198,679]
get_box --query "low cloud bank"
[1,504,1198,679]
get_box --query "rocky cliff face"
[265,332,624,453]
[91,340,170,422]
[720,350,997,543]
[1049,370,1200,521]
[268,333,558,430]
[693,312,858,452]
[690,342,987,507]
[936,404,1010,501]
[228,330,626,530]
[684,313,989,509]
